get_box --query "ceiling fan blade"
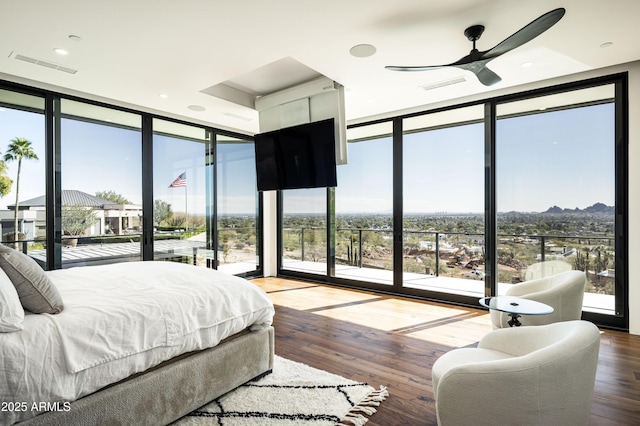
[482,8,565,60]
[385,65,445,72]
[385,8,563,84]
[455,62,502,86]
[475,66,502,86]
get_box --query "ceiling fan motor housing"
[464,25,485,42]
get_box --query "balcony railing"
[9,227,258,272]
[282,227,615,294]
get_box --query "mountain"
[542,202,614,214]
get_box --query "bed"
[0,259,275,426]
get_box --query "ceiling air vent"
[421,76,466,91]
[224,112,253,122]
[13,53,78,74]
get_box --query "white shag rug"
[173,356,388,426]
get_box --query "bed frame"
[20,326,274,426]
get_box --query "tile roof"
[13,190,114,208]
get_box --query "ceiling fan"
[385,8,566,86]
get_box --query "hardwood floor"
[251,277,640,426]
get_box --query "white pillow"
[0,267,24,332]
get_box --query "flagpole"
[169,172,188,233]
[185,183,188,233]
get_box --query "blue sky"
[0,102,614,214]
[0,108,46,208]
[329,102,614,214]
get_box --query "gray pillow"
[0,244,64,314]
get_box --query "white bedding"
[0,261,274,425]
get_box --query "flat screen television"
[254,118,338,191]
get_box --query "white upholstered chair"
[491,269,586,328]
[432,320,600,426]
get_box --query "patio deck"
[282,259,615,315]
[28,239,206,267]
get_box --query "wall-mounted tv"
[254,118,338,191]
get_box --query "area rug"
[173,356,388,426]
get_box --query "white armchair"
[491,269,586,328]
[432,320,600,426]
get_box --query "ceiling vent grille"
[421,76,466,91]
[224,112,253,122]
[14,54,78,74]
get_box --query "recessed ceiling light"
[188,105,206,112]
[521,61,534,68]
[53,48,68,55]
[350,44,377,58]
[159,94,168,99]
[600,42,613,48]
[68,35,82,41]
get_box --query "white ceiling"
[1,0,637,135]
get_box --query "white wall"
[262,191,278,277]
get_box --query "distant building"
[0,190,142,242]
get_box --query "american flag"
[169,172,187,188]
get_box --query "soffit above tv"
[200,57,324,110]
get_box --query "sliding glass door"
[402,106,485,296]
[496,84,618,317]
[333,122,394,285]
[152,119,212,265]
[216,134,260,275]
[60,99,142,268]
[280,187,328,275]
[0,90,46,265]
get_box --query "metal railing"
[283,227,615,281]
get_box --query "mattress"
[0,261,274,425]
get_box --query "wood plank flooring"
[251,277,640,426]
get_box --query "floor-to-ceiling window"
[60,99,142,268]
[402,106,485,296]
[152,119,211,266]
[0,81,264,279]
[0,71,627,328]
[496,84,617,316]
[0,89,46,265]
[333,122,394,285]
[274,75,627,329]
[216,134,260,275]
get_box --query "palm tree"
[4,137,38,249]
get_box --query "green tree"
[0,160,13,198]
[154,199,173,225]
[4,137,38,248]
[62,205,99,236]
[95,190,131,204]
